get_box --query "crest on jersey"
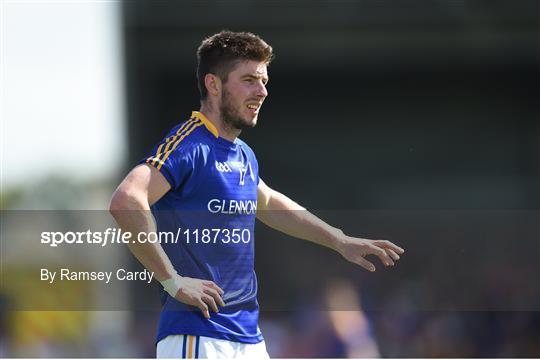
[239,162,255,186]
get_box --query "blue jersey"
[140,111,263,344]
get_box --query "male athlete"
[110,31,405,358]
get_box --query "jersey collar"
[192,111,219,138]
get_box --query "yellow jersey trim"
[145,118,203,169]
[192,111,219,137]
[146,117,197,166]
[155,121,203,170]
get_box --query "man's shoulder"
[169,130,211,159]
[148,121,211,164]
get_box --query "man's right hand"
[174,276,226,319]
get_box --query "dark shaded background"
[121,0,539,357]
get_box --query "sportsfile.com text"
[40,228,252,247]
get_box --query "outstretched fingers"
[342,237,405,272]
[385,248,400,261]
[373,239,405,254]
[352,255,377,272]
[370,246,395,266]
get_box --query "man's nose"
[256,83,268,98]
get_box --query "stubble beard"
[220,88,256,131]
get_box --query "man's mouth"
[246,103,261,112]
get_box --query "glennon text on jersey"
[207,198,257,215]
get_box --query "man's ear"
[204,74,221,97]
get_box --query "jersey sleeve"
[139,143,194,191]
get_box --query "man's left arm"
[256,178,404,272]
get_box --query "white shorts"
[156,334,270,359]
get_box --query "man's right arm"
[109,164,224,318]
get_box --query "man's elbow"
[109,189,125,217]
[109,187,141,217]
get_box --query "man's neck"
[199,104,241,142]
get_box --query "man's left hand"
[336,235,405,272]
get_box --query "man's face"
[219,60,269,130]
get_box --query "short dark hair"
[196,30,274,100]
